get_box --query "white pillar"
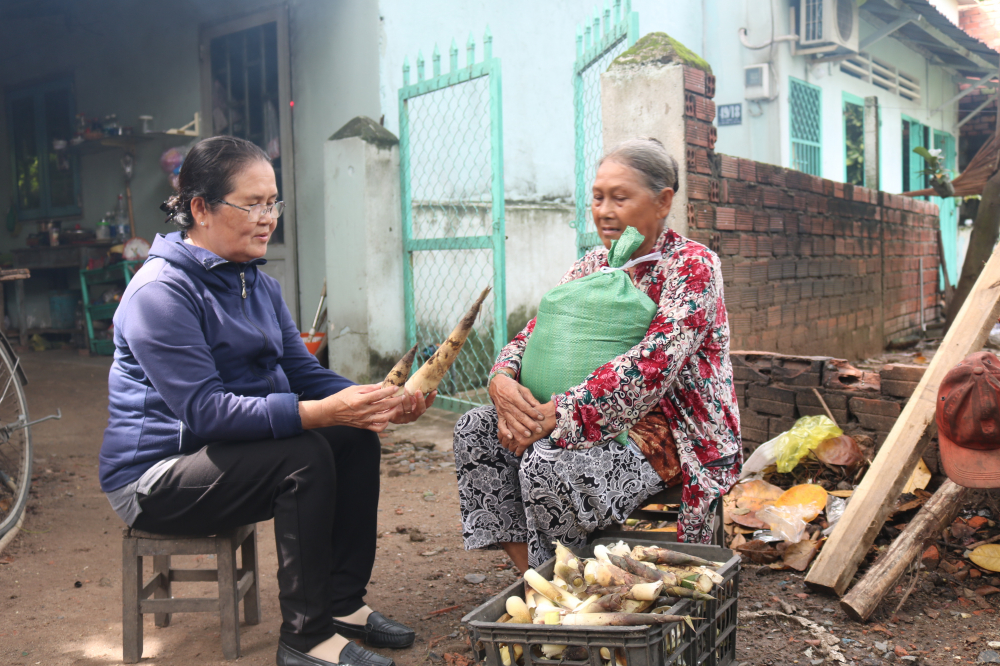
[324,117,407,383]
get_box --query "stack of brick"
[679,64,941,361]
[732,351,937,471]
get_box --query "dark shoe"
[329,611,415,649]
[276,640,396,666]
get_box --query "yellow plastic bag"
[773,416,843,473]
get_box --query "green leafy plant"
[913,146,955,197]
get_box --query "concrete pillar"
[324,116,407,383]
[601,34,718,237]
[864,96,880,191]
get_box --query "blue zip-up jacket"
[99,232,353,492]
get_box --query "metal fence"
[573,0,639,257]
[398,31,506,413]
[790,77,822,177]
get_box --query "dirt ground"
[2,349,1000,666]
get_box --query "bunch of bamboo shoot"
[493,541,724,666]
[382,287,491,394]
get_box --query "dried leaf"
[975,585,1000,596]
[0,498,9,513]
[813,435,865,468]
[951,520,977,541]
[829,490,854,498]
[729,533,747,549]
[969,544,1000,573]
[735,539,782,564]
[781,539,820,571]
[773,484,828,522]
[901,458,931,495]
[725,479,783,529]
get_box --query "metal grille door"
[573,0,639,257]
[398,33,506,413]
[790,77,822,176]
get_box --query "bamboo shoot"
[398,287,490,396]
[381,345,418,388]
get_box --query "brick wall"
[680,66,941,360]
[960,1,1000,51]
[733,351,938,470]
[959,89,996,171]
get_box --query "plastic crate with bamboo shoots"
[463,537,739,666]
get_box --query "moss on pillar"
[610,32,712,73]
[329,116,399,149]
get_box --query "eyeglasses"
[213,199,285,223]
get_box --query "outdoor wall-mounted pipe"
[738,27,799,50]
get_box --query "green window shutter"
[790,77,822,177]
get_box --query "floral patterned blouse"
[491,227,742,543]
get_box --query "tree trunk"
[947,169,1000,327]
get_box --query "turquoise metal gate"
[573,0,639,256]
[398,31,506,413]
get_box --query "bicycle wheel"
[0,342,29,538]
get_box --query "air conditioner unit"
[798,0,859,52]
[745,64,773,101]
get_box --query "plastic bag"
[757,504,814,543]
[822,495,848,537]
[773,415,843,473]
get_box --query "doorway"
[199,8,299,321]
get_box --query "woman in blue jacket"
[99,136,431,666]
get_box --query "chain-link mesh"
[790,78,822,176]
[575,40,629,255]
[402,73,501,409]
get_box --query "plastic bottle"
[115,194,129,240]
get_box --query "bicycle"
[0,330,61,539]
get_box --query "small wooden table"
[12,242,113,347]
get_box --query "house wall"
[374,0,962,201]
[0,0,381,327]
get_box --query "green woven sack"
[520,227,658,444]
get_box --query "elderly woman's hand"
[497,400,556,457]
[488,374,546,440]
[299,384,405,433]
[389,390,437,425]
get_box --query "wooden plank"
[805,243,1000,595]
[240,526,261,625]
[218,537,241,659]
[122,539,142,664]
[170,568,218,583]
[840,480,967,621]
[153,555,172,628]
[137,537,218,556]
[139,597,218,613]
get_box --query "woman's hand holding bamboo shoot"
[389,389,437,425]
[299,384,403,432]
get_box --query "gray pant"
[453,405,668,567]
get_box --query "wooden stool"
[122,523,261,663]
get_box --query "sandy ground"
[3,349,1000,666]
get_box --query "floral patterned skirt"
[453,405,675,568]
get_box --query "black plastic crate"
[463,537,739,666]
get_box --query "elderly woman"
[99,136,432,666]
[454,138,741,572]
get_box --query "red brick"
[880,363,926,383]
[881,379,918,399]
[714,207,735,230]
[683,66,705,94]
[720,155,739,179]
[849,397,901,418]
